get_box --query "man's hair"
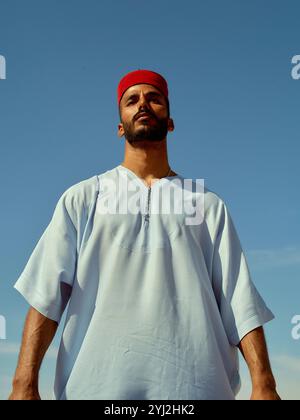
[118,97,170,121]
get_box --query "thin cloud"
[247,246,300,270]
[0,342,20,355]
[271,355,300,400]
[272,354,300,375]
[236,355,300,400]
[0,374,13,400]
[0,341,58,359]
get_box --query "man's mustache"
[134,111,156,122]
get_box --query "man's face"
[118,84,174,144]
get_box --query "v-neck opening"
[117,164,179,189]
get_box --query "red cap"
[117,69,169,105]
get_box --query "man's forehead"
[123,84,163,98]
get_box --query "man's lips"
[135,113,154,121]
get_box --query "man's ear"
[168,118,175,132]
[118,123,124,138]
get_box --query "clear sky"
[0,0,299,400]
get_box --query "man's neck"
[121,139,176,182]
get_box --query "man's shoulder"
[62,174,98,203]
[203,185,225,211]
[57,168,110,211]
[65,167,114,194]
[202,185,232,230]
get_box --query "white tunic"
[14,165,274,400]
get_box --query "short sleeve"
[14,189,78,323]
[211,202,274,346]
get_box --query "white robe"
[14,165,274,400]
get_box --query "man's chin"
[125,127,166,143]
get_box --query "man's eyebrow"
[146,91,162,97]
[125,91,163,101]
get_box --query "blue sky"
[0,0,299,399]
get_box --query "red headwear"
[117,69,169,105]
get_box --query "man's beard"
[121,115,169,144]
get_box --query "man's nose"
[137,94,149,108]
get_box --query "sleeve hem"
[14,279,63,323]
[228,309,275,346]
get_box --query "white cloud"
[0,342,20,355]
[271,355,300,400]
[272,354,300,375]
[237,354,300,400]
[0,375,13,400]
[247,246,300,270]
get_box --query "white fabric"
[14,165,274,400]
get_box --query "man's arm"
[238,326,281,400]
[9,307,58,400]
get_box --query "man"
[10,70,280,400]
